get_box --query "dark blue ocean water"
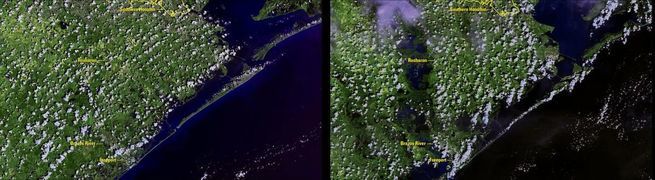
[457,24,653,180]
[415,0,636,178]
[480,0,601,136]
[534,0,593,61]
[533,0,630,77]
[533,0,596,77]
[459,0,646,178]
[145,0,318,140]
[477,0,592,151]
[120,0,322,179]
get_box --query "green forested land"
[254,0,321,21]
[330,0,560,178]
[0,0,228,178]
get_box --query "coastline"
[121,22,323,179]
[118,62,263,177]
[459,0,652,176]
[120,12,322,177]
[457,26,653,179]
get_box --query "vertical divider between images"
[321,0,332,178]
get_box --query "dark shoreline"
[457,25,653,179]
[457,0,652,178]
[475,0,639,156]
[120,0,321,178]
[139,0,319,154]
[122,23,323,179]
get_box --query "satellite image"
[1,0,321,179]
[2,0,653,179]
[330,0,652,179]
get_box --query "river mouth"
[393,18,452,178]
